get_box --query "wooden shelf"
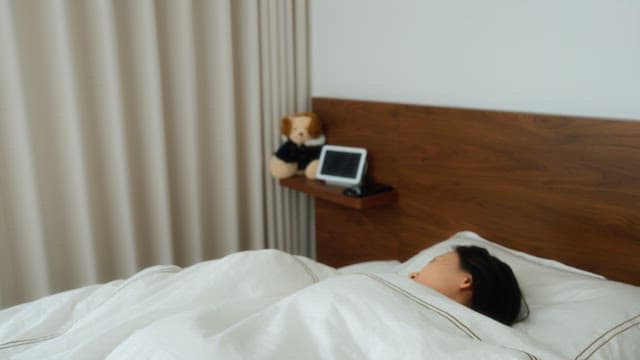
[279,176,398,210]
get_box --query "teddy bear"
[269,112,325,179]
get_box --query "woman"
[409,245,523,326]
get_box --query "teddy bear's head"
[281,112,323,145]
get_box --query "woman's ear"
[459,274,473,290]
[458,274,474,307]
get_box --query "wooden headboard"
[312,97,640,286]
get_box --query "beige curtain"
[0,0,313,309]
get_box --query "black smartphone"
[342,183,394,197]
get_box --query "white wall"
[311,0,640,120]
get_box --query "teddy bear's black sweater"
[274,140,323,170]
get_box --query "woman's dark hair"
[454,245,522,326]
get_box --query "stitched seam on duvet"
[575,314,640,360]
[364,274,480,340]
[0,334,59,349]
[366,274,541,360]
[0,267,181,350]
[574,313,640,360]
[510,349,537,360]
[292,256,319,283]
[581,322,639,360]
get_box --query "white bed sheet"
[1,249,564,360]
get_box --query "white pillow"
[395,231,604,279]
[395,231,640,360]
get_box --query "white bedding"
[1,249,565,359]
[397,231,640,360]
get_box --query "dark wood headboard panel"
[312,97,640,286]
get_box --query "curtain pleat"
[16,0,99,290]
[193,0,242,258]
[156,0,207,266]
[293,0,313,258]
[261,0,277,249]
[229,0,266,251]
[112,0,175,268]
[66,0,139,280]
[0,0,312,309]
[0,1,51,305]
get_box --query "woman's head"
[409,245,522,326]
[409,251,474,307]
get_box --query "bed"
[1,98,639,359]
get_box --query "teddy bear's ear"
[280,116,291,136]
[306,112,323,138]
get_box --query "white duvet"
[0,250,563,359]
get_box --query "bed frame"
[311,97,640,286]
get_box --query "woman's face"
[409,251,473,303]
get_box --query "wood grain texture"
[313,97,640,286]
[279,177,398,210]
